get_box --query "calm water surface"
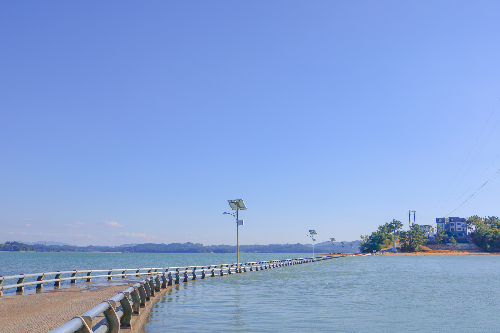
[142,255,500,333]
[2,253,499,332]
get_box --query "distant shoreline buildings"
[436,217,468,237]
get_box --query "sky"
[1,1,500,246]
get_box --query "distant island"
[0,240,361,254]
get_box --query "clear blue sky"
[1,1,500,246]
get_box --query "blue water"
[0,252,306,277]
[2,253,499,332]
[0,252,310,294]
[142,255,500,333]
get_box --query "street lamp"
[308,230,317,258]
[330,237,336,253]
[224,199,246,273]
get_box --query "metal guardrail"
[0,257,336,296]
[46,256,336,333]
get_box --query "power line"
[432,98,500,214]
[439,115,500,214]
[446,167,500,216]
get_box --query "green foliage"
[468,215,500,252]
[399,224,426,252]
[436,225,446,244]
[360,220,402,253]
[450,236,457,245]
[0,241,35,251]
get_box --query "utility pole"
[408,210,416,227]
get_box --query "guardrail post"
[228,266,232,275]
[220,266,224,276]
[168,272,173,286]
[183,271,189,283]
[136,269,140,277]
[131,286,141,313]
[144,279,152,300]
[71,271,77,284]
[122,270,127,279]
[192,268,196,280]
[108,269,113,281]
[175,271,180,284]
[148,269,152,275]
[149,276,160,296]
[201,269,206,279]
[138,282,147,306]
[211,269,215,277]
[54,272,62,288]
[36,273,44,292]
[103,300,120,333]
[160,274,167,288]
[86,271,92,282]
[74,315,92,333]
[16,275,26,294]
[154,275,161,291]
[119,292,133,328]
[243,266,247,273]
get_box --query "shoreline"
[382,251,498,256]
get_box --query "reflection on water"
[143,256,500,333]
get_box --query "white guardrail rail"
[2,255,340,333]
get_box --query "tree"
[387,219,403,235]
[436,225,446,244]
[450,236,457,246]
[360,220,403,253]
[468,215,500,252]
[399,224,426,252]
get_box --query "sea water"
[1,253,499,332]
[141,255,500,333]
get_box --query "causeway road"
[0,279,172,333]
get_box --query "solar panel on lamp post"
[224,199,246,273]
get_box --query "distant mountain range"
[5,240,361,253]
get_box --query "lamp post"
[308,230,317,258]
[224,199,246,273]
[330,237,336,254]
